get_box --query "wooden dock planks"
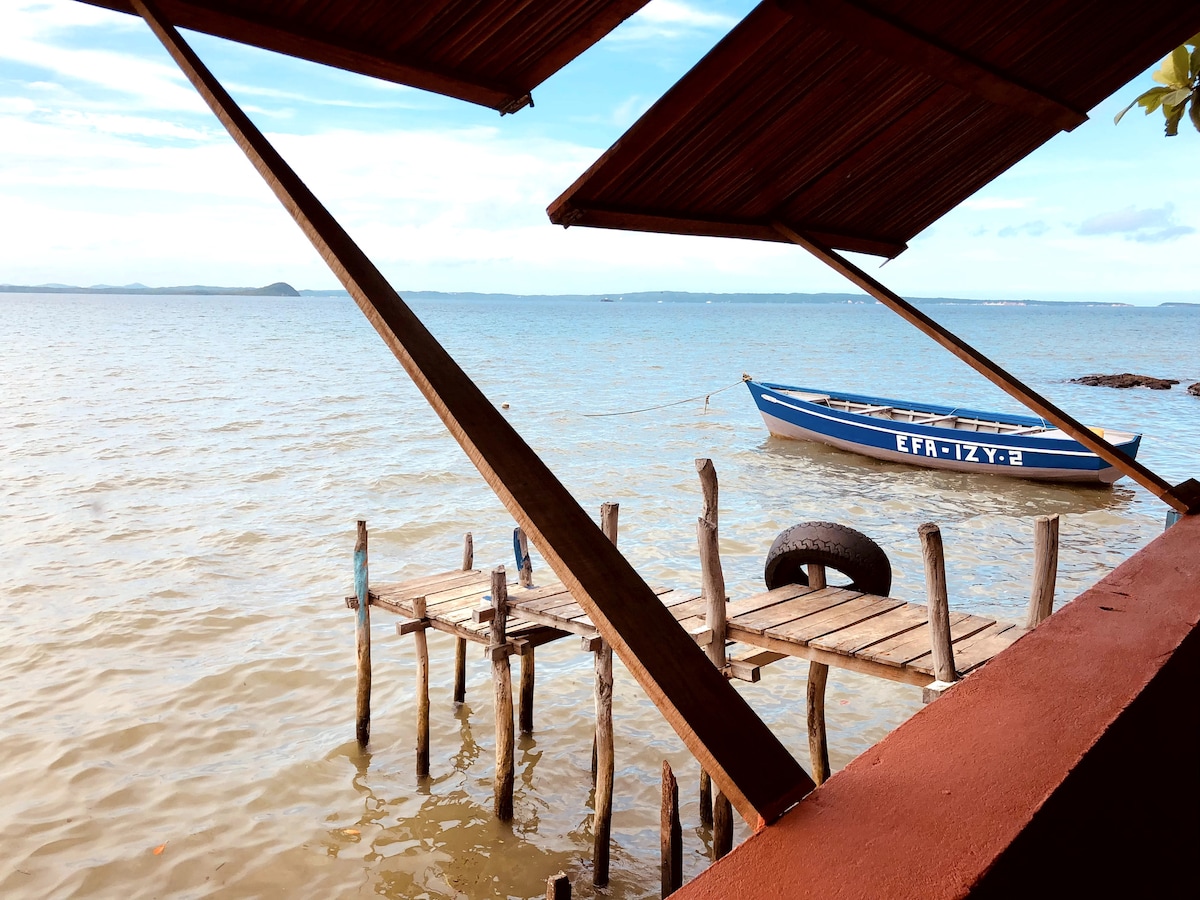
[367,569,1028,688]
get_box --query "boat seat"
[1007,425,1047,435]
[911,413,957,425]
[857,405,893,415]
[784,391,831,404]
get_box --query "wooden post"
[413,596,430,778]
[354,520,371,748]
[136,2,817,828]
[520,647,535,734]
[1026,514,1060,628]
[713,789,733,860]
[514,527,533,588]
[490,567,515,821]
[806,563,831,783]
[661,760,683,898]
[546,873,571,900]
[696,460,724,828]
[919,523,957,684]
[806,660,831,786]
[593,639,615,887]
[454,532,472,705]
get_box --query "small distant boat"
[746,380,1142,484]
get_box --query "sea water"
[2,293,1197,898]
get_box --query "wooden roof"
[78,0,651,113]
[548,0,1200,258]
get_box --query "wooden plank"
[728,584,820,617]
[779,0,1087,131]
[137,1,815,825]
[374,568,483,598]
[772,224,1197,515]
[730,587,859,635]
[906,622,1027,676]
[808,602,929,656]
[773,595,904,644]
[727,627,934,687]
[857,611,993,668]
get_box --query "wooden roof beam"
[778,0,1087,133]
[77,0,530,111]
[130,0,816,826]
[551,204,909,258]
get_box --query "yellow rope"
[581,376,750,418]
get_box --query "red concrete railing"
[674,513,1200,899]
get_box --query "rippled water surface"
[3,293,1197,898]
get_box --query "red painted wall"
[674,514,1200,899]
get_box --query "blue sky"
[1,0,1197,303]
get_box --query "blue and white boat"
[746,380,1142,484]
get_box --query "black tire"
[763,521,892,596]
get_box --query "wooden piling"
[805,563,831,783]
[520,646,535,734]
[546,872,571,900]
[593,638,615,887]
[661,760,682,897]
[713,788,733,860]
[593,502,618,789]
[455,532,472,704]
[413,596,430,778]
[354,520,371,748]
[919,523,957,684]
[1026,514,1060,628]
[514,526,533,588]
[490,566,515,821]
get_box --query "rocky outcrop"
[1189,382,1200,397]
[1071,373,1179,390]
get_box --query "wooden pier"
[344,461,1053,894]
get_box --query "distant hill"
[6,284,1192,307]
[0,281,300,297]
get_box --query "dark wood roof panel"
[75,0,651,110]
[550,0,1200,257]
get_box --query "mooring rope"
[581,375,751,418]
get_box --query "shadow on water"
[748,437,1138,518]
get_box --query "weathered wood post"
[713,787,733,860]
[489,566,515,821]
[546,872,571,900]
[806,564,832,785]
[695,459,724,828]
[354,520,371,748]
[513,527,536,733]
[413,596,430,778]
[919,523,957,701]
[1026,514,1060,628]
[661,760,683,897]
[593,502,618,888]
[454,532,472,704]
[514,526,534,588]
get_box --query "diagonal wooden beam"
[131,0,815,826]
[774,223,1200,515]
[779,0,1087,133]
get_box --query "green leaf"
[1190,97,1200,134]
[1165,46,1191,84]
[1164,101,1186,136]
[1163,87,1194,108]
[1137,86,1172,115]
[1191,46,1200,80]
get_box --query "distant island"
[0,281,300,296]
[2,283,1196,308]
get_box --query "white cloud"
[614,0,737,41]
[961,197,1034,210]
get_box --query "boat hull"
[748,382,1141,485]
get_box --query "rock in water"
[1189,383,1200,397]
[1071,373,1179,390]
